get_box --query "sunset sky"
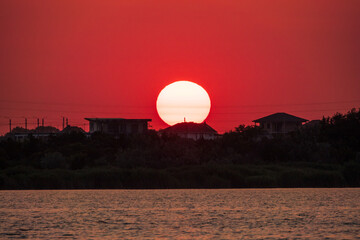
[0,0,359,134]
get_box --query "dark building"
[253,112,308,135]
[61,125,86,134]
[161,122,218,140]
[5,126,60,141]
[304,119,321,127]
[85,118,151,135]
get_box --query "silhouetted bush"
[40,152,67,169]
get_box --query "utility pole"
[25,118,27,130]
[66,118,69,127]
[9,119,11,133]
[62,117,65,130]
[42,118,44,127]
[37,118,40,128]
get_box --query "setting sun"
[156,81,211,126]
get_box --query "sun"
[156,81,211,126]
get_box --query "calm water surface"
[0,189,359,239]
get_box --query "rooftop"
[8,126,60,134]
[253,112,308,123]
[33,126,60,133]
[85,118,151,122]
[162,122,217,134]
[61,125,86,134]
[304,120,321,127]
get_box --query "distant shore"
[1,109,359,190]
[1,162,359,190]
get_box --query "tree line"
[0,108,359,189]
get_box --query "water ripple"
[0,189,359,239]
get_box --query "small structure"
[161,122,218,140]
[61,125,86,134]
[5,127,31,141]
[5,126,60,141]
[253,112,308,135]
[85,118,151,135]
[304,120,321,128]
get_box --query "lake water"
[0,189,359,239]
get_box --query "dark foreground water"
[0,189,359,239]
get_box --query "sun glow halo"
[156,81,211,126]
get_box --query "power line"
[0,102,357,135]
[0,100,154,108]
[0,99,359,109]
[214,100,360,108]
[0,105,357,117]
[0,109,352,127]
[0,107,152,115]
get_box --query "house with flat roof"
[161,122,218,140]
[253,112,308,135]
[85,118,151,135]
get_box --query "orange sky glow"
[0,0,359,134]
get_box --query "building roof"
[85,118,151,122]
[9,127,30,134]
[253,112,308,123]
[61,125,86,134]
[33,126,60,133]
[5,126,60,137]
[162,122,217,134]
[304,120,321,127]
[8,126,60,134]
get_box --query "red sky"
[0,0,359,134]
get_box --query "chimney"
[9,119,11,133]
[42,118,44,127]
[25,118,27,130]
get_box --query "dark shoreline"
[1,162,359,190]
[1,109,359,190]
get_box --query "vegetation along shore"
[1,109,359,189]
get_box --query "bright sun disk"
[156,81,211,125]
